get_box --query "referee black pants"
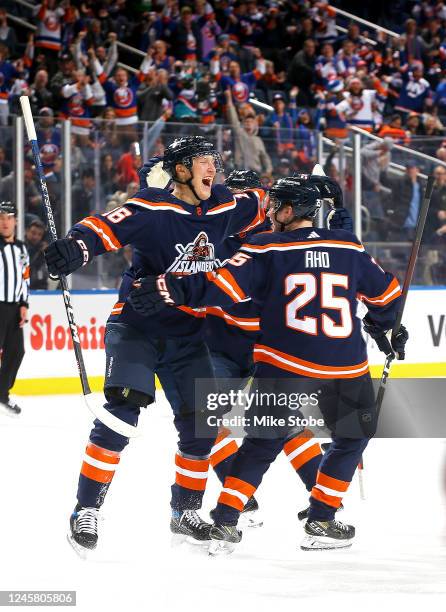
[0,303,25,403]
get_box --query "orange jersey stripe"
[223,476,256,498]
[218,491,245,512]
[80,462,115,484]
[175,454,209,472]
[175,473,207,491]
[206,268,247,302]
[127,197,190,215]
[23,266,30,280]
[207,199,236,214]
[311,486,343,509]
[177,305,207,318]
[254,344,369,379]
[358,277,401,306]
[85,443,120,465]
[242,239,364,253]
[114,107,137,117]
[205,306,260,330]
[80,217,122,251]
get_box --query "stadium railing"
[1,116,444,290]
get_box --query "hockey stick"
[20,96,139,438]
[375,175,435,419]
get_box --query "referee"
[0,201,29,416]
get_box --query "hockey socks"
[77,442,121,508]
[283,429,322,490]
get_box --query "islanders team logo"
[114,86,134,108]
[167,232,223,274]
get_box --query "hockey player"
[131,177,408,552]
[44,136,267,557]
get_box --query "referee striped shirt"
[0,238,30,306]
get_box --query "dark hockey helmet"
[224,169,262,191]
[163,136,224,177]
[308,175,343,208]
[0,201,16,216]
[269,177,321,219]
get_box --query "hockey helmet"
[308,175,343,208]
[224,169,262,191]
[269,177,321,219]
[163,136,224,178]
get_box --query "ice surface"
[1,393,446,612]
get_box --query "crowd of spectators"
[1,0,446,286]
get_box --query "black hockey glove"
[363,314,409,360]
[326,207,353,232]
[44,237,89,278]
[137,156,171,190]
[127,274,186,316]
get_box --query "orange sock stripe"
[291,443,322,470]
[210,440,239,467]
[175,454,209,472]
[218,491,245,512]
[80,462,115,484]
[85,443,121,465]
[175,473,207,491]
[283,430,314,456]
[311,486,343,509]
[223,476,256,498]
[317,470,349,492]
[214,427,231,445]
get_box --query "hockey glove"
[44,237,89,277]
[326,207,353,232]
[363,314,409,360]
[128,274,186,316]
[138,156,171,190]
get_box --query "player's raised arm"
[44,193,153,277]
[127,248,262,317]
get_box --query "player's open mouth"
[202,178,212,187]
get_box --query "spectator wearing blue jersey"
[395,64,432,115]
[262,91,296,157]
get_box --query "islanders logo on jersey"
[114,86,134,108]
[232,81,249,103]
[167,232,223,274]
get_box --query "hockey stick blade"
[19,95,139,439]
[84,394,140,438]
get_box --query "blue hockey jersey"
[203,220,272,366]
[168,227,402,378]
[70,184,266,338]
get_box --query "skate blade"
[170,533,210,548]
[0,406,20,419]
[66,533,95,560]
[239,510,263,528]
[208,539,237,556]
[300,535,353,551]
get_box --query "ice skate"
[239,495,263,528]
[208,524,242,556]
[300,519,355,551]
[170,510,212,546]
[0,398,21,417]
[297,502,343,521]
[67,505,99,559]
